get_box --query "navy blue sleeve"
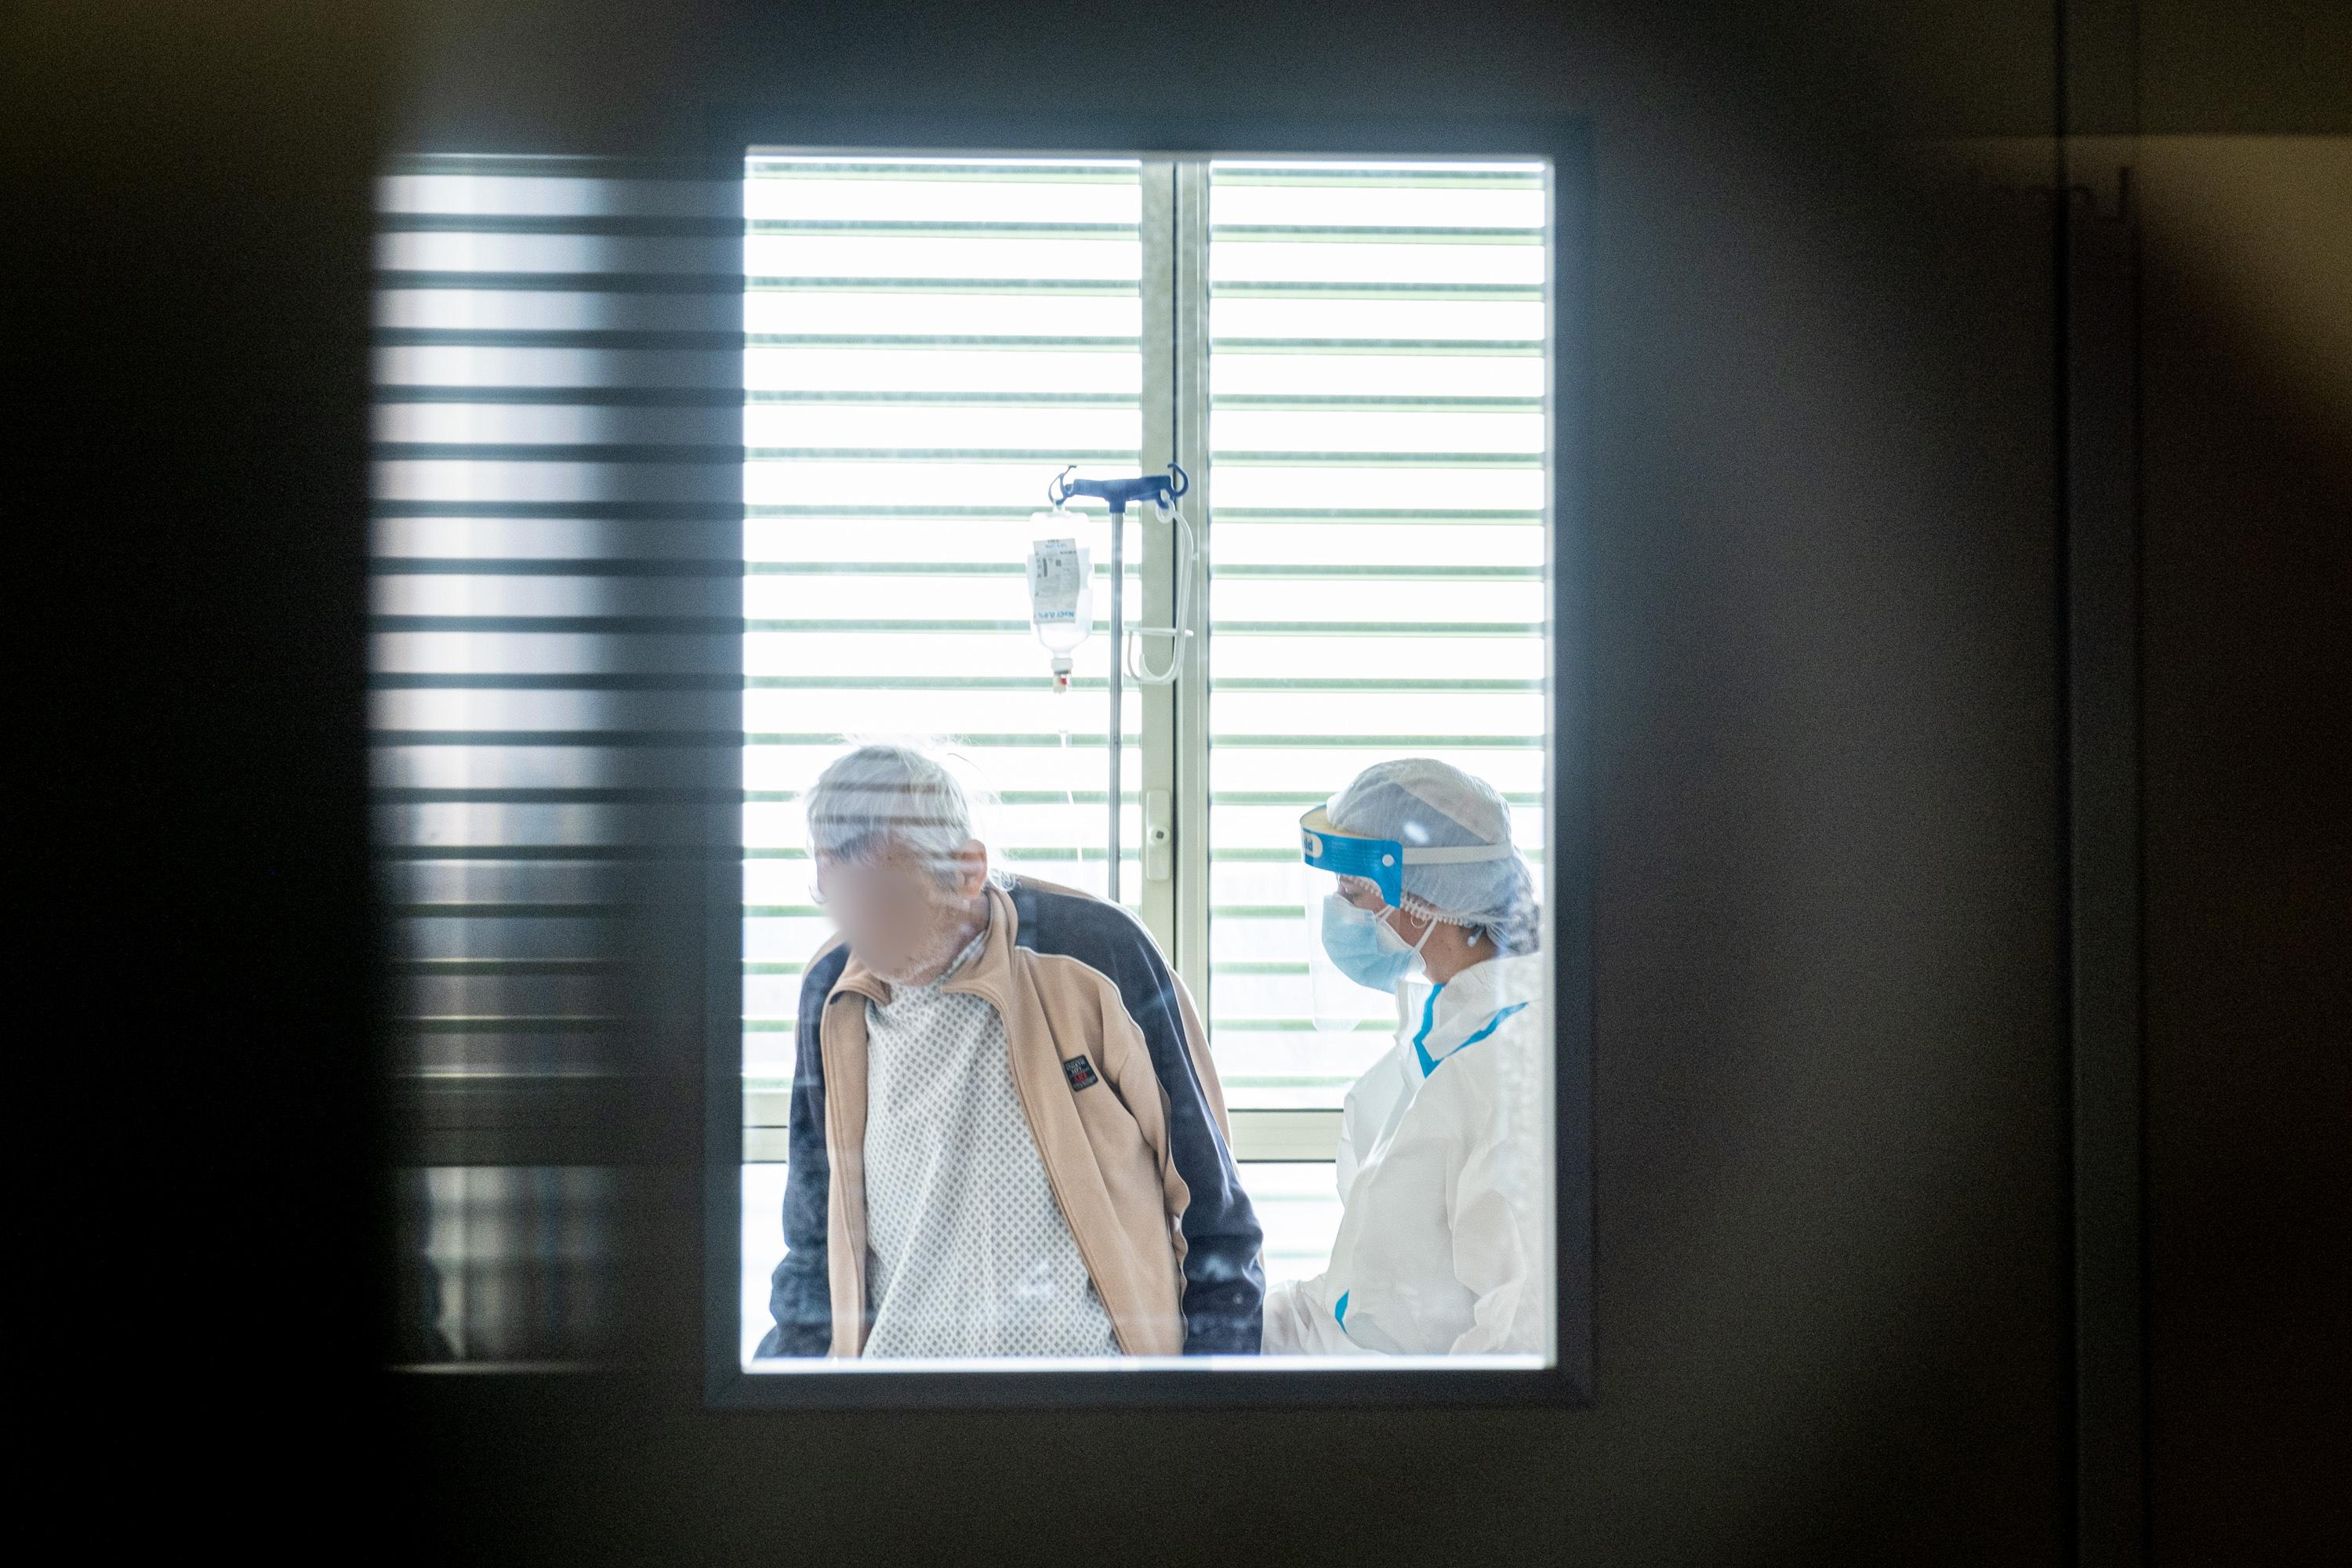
[1016,883,1265,1353]
[757,943,849,1358]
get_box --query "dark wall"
[20,0,2343,1559]
[16,0,391,1523]
[2135,136,2350,1560]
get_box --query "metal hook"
[1047,464,1077,507]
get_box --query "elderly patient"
[757,742,1263,1359]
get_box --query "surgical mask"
[1319,893,1436,992]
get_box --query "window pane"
[1205,159,1550,1112]
[742,154,1148,1080]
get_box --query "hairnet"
[1327,757,1541,954]
[803,738,1013,891]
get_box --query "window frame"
[705,107,1593,1413]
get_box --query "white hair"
[802,739,1011,890]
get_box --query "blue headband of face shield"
[1298,804,1515,909]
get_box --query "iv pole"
[1046,460,1189,904]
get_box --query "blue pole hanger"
[1041,458,1186,906]
[1047,459,1188,516]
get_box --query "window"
[1202,159,1550,1115]
[365,135,1586,1396]
[735,145,1568,1387]
[742,154,1149,1094]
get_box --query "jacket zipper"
[994,990,1135,1356]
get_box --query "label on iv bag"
[1027,539,1084,624]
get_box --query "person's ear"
[952,839,989,898]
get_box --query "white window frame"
[712,113,1591,1413]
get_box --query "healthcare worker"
[1261,758,1549,1356]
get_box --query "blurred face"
[815,840,985,984]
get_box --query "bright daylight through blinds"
[1203,160,1550,1112]
[742,155,1148,1085]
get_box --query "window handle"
[1143,788,1173,882]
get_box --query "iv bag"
[1026,528,1092,659]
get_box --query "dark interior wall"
[2134,135,2350,1561]
[386,2,2082,1557]
[17,0,2343,1559]
[15,0,392,1523]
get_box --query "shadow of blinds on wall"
[370,154,743,1363]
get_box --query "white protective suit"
[1261,947,1550,1356]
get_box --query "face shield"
[1297,801,1517,1031]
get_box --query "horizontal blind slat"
[1205,158,1551,1111]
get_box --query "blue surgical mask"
[1320,893,1436,991]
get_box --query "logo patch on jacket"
[1062,1054,1099,1091]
